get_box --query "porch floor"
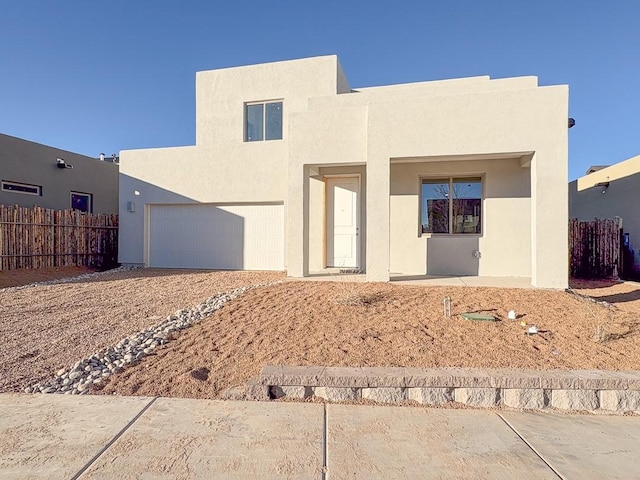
[290,271,533,288]
[390,274,533,289]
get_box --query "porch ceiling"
[390,151,534,165]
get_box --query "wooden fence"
[569,217,622,279]
[0,205,118,271]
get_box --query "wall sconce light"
[56,158,73,169]
[595,181,609,194]
[568,118,576,128]
[127,201,136,212]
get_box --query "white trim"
[1,180,41,196]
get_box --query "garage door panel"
[148,204,284,270]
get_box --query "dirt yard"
[0,268,284,392]
[2,267,639,399]
[94,278,640,400]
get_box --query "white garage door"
[148,203,284,271]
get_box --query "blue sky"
[1,1,638,180]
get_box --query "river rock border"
[25,283,273,395]
[247,366,640,414]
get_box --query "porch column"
[531,148,568,289]
[286,162,309,277]
[366,156,390,281]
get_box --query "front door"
[326,176,359,268]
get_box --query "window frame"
[70,191,93,213]
[244,99,283,142]
[1,180,42,196]
[419,175,484,236]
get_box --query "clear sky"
[1,1,638,180]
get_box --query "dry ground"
[2,267,639,399]
[96,278,640,400]
[0,266,94,289]
[0,268,283,392]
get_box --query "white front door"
[326,176,359,268]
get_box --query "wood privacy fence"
[0,205,118,271]
[569,217,622,279]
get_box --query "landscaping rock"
[25,281,279,395]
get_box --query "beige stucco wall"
[576,154,640,191]
[119,55,568,288]
[0,133,118,213]
[390,158,531,277]
[289,81,568,287]
[120,56,346,265]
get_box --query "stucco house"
[0,133,119,214]
[569,154,640,278]
[119,55,569,288]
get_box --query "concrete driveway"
[1,394,639,479]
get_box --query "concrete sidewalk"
[1,394,639,479]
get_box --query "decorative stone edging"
[246,366,640,414]
[25,282,277,395]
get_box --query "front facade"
[119,55,569,288]
[569,155,640,278]
[0,133,119,214]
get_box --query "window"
[244,101,283,141]
[421,177,482,234]
[71,192,93,213]
[1,180,42,196]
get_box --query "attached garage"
[147,203,284,271]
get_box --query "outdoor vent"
[127,201,136,212]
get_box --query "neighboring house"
[569,154,640,278]
[119,55,569,288]
[0,133,119,214]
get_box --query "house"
[0,133,119,213]
[569,154,640,279]
[119,55,569,288]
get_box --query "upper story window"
[244,101,283,142]
[421,177,482,235]
[2,180,42,196]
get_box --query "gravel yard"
[0,268,283,392]
[2,267,639,399]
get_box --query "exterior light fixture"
[595,181,609,194]
[56,158,73,169]
[568,118,576,128]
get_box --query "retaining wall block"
[599,390,640,412]
[502,388,547,409]
[551,389,599,411]
[361,387,407,404]
[245,382,269,401]
[407,387,454,405]
[454,388,500,407]
[269,386,311,400]
[313,387,360,401]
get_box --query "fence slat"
[0,205,118,271]
[569,217,622,279]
